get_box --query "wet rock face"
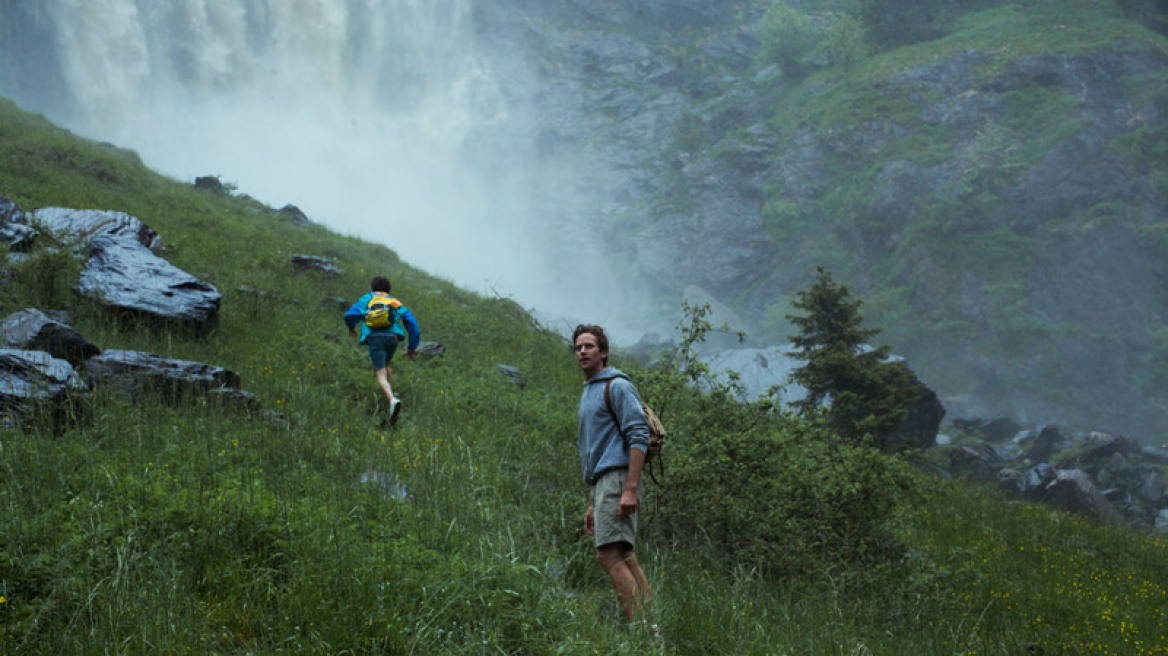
[85,349,241,400]
[292,255,344,276]
[548,38,1167,439]
[0,348,89,425]
[74,235,221,333]
[0,195,38,250]
[0,308,102,366]
[1041,469,1126,526]
[278,204,312,226]
[33,207,162,251]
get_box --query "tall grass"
[2,95,1167,655]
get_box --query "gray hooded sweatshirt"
[578,367,650,485]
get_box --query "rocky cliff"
[475,0,1168,441]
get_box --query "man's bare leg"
[597,543,652,622]
[624,551,652,616]
[375,367,395,403]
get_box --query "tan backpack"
[604,379,666,483]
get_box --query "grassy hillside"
[2,98,1167,655]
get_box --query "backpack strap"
[603,378,619,432]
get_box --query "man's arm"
[585,486,596,535]
[398,306,421,357]
[343,294,369,331]
[618,446,646,517]
[611,379,650,451]
[608,378,650,517]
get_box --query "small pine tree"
[787,266,917,442]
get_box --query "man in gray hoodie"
[573,324,656,633]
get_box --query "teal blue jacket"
[343,292,420,349]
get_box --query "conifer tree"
[787,266,917,442]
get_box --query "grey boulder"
[1,308,101,366]
[292,255,344,276]
[0,195,37,250]
[86,349,241,400]
[34,207,162,251]
[75,235,221,333]
[0,348,88,424]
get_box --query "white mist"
[8,0,654,338]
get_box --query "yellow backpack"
[364,293,399,329]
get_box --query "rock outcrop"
[277,204,312,226]
[75,235,221,333]
[0,198,269,424]
[33,207,162,251]
[943,421,1168,531]
[1,308,101,366]
[86,349,241,401]
[0,348,88,426]
[291,255,344,277]
[699,345,945,449]
[0,195,37,250]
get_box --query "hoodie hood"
[585,367,629,386]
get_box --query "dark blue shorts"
[366,334,399,371]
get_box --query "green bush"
[639,303,917,580]
[756,2,820,77]
[818,12,871,81]
[658,416,917,578]
[672,112,707,157]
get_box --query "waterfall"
[2,0,589,320]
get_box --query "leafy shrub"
[659,414,916,578]
[756,2,820,77]
[761,196,800,244]
[642,303,918,580]
[818,12,871,80]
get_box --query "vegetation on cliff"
[719,0,1168,437]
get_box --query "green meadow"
[2,98,1167,655]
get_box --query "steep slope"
[4,90,1168,656]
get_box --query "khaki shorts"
[591,468,641,549]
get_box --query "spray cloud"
[3,0,653,337]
